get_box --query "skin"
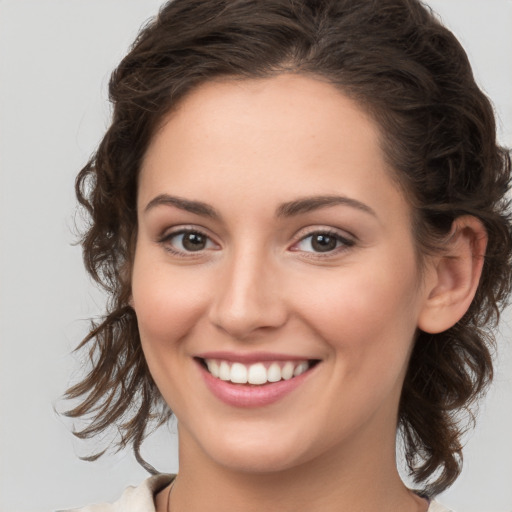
[131,74,485,511]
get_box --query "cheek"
[131,253,214,413]
[294,256,422,376]
[131,253,209,350]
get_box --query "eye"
[160,229,218,253]
[292,230,354,254]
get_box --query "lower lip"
[198,361,315,408]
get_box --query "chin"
[183,417,330,475]
[208,441,311,474]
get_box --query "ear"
[418,216,487,334]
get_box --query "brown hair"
[66,0,512,496]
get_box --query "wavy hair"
[65,0,512,496]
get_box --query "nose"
[208,248,288,340]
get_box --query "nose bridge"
[209,243,286,339]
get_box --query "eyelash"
[158,227,355,258]
[290,229,355,256]
[157,228,217,257]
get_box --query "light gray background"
[0,1,511,511]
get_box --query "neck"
[167,424,427,512]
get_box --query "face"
[132,75,432,474]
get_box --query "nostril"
[207,270,288,338]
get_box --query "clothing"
[61,474,454,512]
[60,474,173,512]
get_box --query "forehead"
[139,74,409,226]
[150,74,382,158]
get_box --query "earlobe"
[418,216,488,334]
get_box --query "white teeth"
[281,362,294,380]
[267,362,282,383]
[204,359,312,385]
[247,363,267,385]
[219,361,231,381]
[293,362,309,377]
[206,360,220,378]
[230,363,248,384]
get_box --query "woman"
[64,0,512,510]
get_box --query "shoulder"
[58,474,175,512]
[428,500,455,512]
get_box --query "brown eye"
[182,232,207,251]
[163,229,217,253]
[293,230,355,254]
[311,234,338,252]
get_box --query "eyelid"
[292,225,356,242]
[157,225,220,255]
[156,224,355,257]
[289,226,356,254]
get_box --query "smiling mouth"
[197,358,320,386]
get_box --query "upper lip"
[194,351,319,364]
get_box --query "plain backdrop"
[0,1,511,511]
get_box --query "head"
[67,0,512,497]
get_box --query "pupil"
[312,234,336,252]
[183,232,206,251]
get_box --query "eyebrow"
[144,194,221,219]
[276,195,376,218]
[144,193,376,219]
